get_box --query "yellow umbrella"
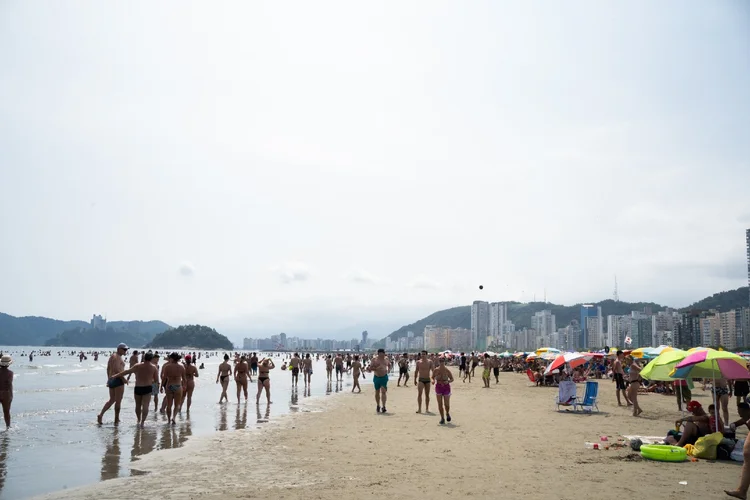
[535,347,561,356]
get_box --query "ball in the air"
[479,285,483,290]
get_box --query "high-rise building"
[279,332,287,348]
[746,229,750,307]
[361,331,369,346]
[489,302,508,346]
[471,301,490,350]
[91,314,107,330]
[580,305,602,349]
[606,315,630,347]
[531,310,556,338]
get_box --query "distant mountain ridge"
[0,313,171,346]
[379,286,750,345]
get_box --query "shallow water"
[0,347,352,499]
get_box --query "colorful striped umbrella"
[544,352,591,375]
[671,349,750,380]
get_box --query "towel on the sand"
[623,435,665,444]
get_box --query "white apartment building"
[489,302,508,346]
[587,316,604,349]
[471,301,490,350]
[531,310,556,338]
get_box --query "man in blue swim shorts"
[368,348,391,413]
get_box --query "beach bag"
[732,440,745,462]
[688,432,724,460]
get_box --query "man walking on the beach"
[334,353,345,382]
[127,350,139,382]
[368,349,391,413]
[613,350,631,407]
[290,353,301,386]
[397,353,409,387]
[112,352,159,428]
[414,350,434,413]
[151,353,161,411]
[97,343,128,425]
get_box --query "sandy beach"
[37,369,745,500]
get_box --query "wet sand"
[36,369,745,500]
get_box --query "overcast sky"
[1,1,748,340]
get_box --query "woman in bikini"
[713,377,730,427]
[216,354,232,404]
[235,355,251,404]
[256,357,275,405]
[163,352,186,425]
[628,358,643,417]
[432,357,454,425]
[183,355,199,413]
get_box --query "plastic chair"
[572,380,599,412]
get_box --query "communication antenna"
[613,276,620,302]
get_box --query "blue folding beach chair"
[572,380,599,413]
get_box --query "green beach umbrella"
[640,349,688,382]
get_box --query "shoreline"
[36,369,746,500]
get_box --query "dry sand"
[37,369,745,500]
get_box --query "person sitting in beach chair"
[526,368,541,387]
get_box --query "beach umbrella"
[544,352,590,375]
[526,353,538,360]
[671,349,750,380]
[639,349,690,418]
[535,347,560,356]
[500,351,513,358]
[671,349,750,432]
[640,349,688,381]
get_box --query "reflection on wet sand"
[130,428,157,461]
[290,387,299,412]
[326,380,332,395]
[217,404,229,431]
[256,405,271,423]
[235,405,248,430]
[158,422,192,451]
[100,428,121,481]
[0,433,9,497]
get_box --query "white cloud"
[410,278,441,290]
[349,269,381,285]
[274,262,310,285]
[179,261,195,277]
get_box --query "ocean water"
[0,347,350,499]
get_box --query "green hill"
[0,313,171,346]
[378,286,750,346]
[680,286,749,313]
[45,326,158,348]
[145,325,233,350]
[0,314,88,345]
